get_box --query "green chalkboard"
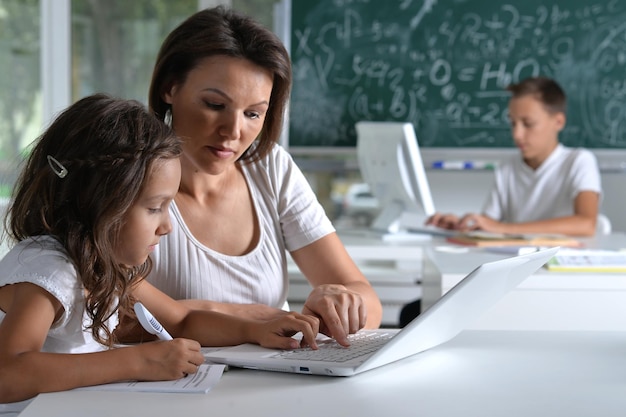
[289,0,626,148]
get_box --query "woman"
[146,6,382,346]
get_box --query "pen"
[134,302,173,341]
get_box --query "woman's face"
[164,55,274,175]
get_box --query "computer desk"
[17,233,626,417]
[423,232,626,332]
[17,330,626,417]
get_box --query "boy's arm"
[463,190,600,236]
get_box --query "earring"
[164,108,172,127]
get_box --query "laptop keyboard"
[273,331,394,362]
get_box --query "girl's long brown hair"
[5,94,182,346]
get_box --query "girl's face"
[116,158,181,267]
[508,94,565,169]
[164,55,274,176]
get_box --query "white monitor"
[355,121,435,236]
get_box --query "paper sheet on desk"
[76,364,226,393]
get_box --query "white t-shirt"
[147,144,335,307]
[0,236,113,354]
[482,144,602,222]
[0,236,119,413]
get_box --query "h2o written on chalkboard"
[288,0,626,149]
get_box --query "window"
[71,0,199,102]
[0,0,40,198]
[0,0,282,198]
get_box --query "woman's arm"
[290,233,383,346]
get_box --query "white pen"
[134,301,173,341]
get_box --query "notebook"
[203,247,559,376]
[546,248,626,272]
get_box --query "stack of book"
[446,231,582,248]
[545,249,626,272]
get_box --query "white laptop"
[204,247,559,376]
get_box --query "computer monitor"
[355,121,435,235]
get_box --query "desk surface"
[427,232,626,276]
[422,232,626,332]
[17,233,626,416]
[19,330,626,417]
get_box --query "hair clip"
[47,155,68,178]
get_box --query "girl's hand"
[134,338,204,380]
[248,313,319,350]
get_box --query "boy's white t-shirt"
[482,144,602,223]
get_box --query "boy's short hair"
[506,76,566,115]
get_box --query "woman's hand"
[302,284,366,347]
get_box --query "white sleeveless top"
[147,144,335,307]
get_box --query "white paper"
[76,364,225,393]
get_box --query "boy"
[427,76,602,237]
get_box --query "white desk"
[423,233,626,331]
[16,233,626,416]
[18,330,626,417]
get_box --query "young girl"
[0,94,319,405]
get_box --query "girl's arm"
[131,280,320,350]
[0,282,204,403]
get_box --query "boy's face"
[508,94,565,168]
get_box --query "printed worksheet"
[76,364,226,393]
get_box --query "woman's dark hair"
[5,93,182,346]
[507,76,567,115]
[148,6,291,162]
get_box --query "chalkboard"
[288,0,626,148]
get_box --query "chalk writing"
[289,0,626,148]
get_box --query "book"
[546,249,626,272]
[446,231,582,248]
